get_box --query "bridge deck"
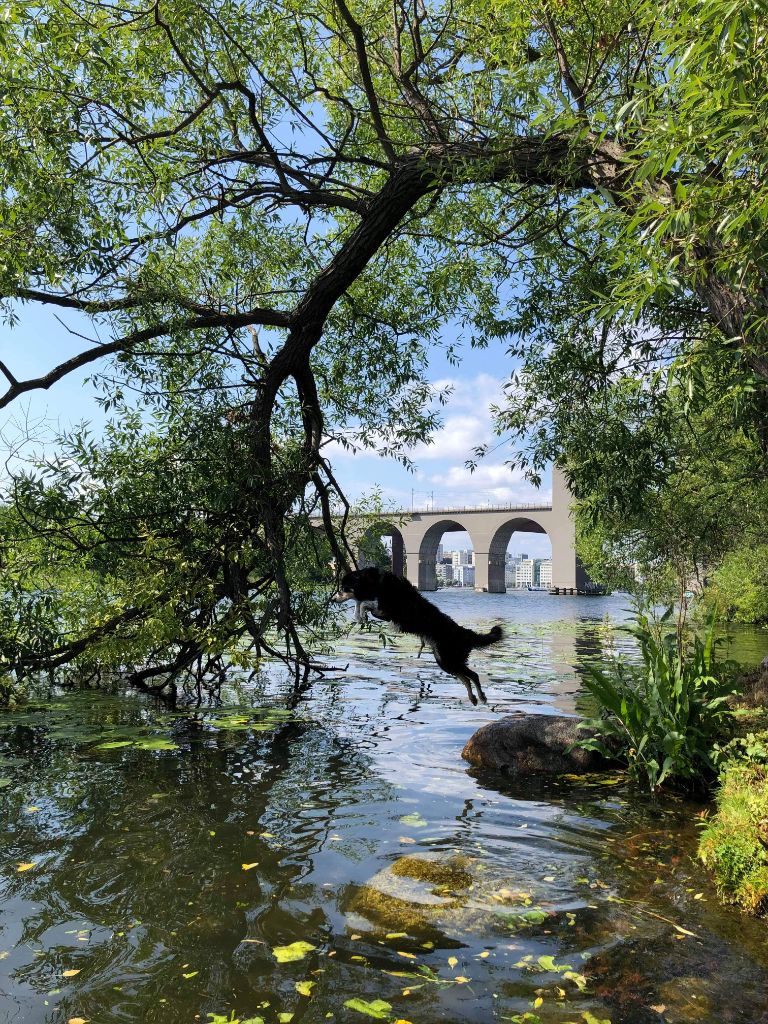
[394,503,553,515]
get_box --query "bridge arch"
[415,518,476,590]
[486,515,550,593]
[357,521,405,577]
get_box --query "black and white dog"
[333,566,502,704]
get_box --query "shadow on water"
[0,592,767,1023]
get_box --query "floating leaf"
[454,976,470,984]
[62,969,81,978]
[16,862,36,872]
[397,951,416,959]
[343,998,392,1019]
[278,1015,294,1023]
[582,1013,611,1024]
[242,863,259,871]
[534,996,543,1008]
[67,1018,88,1024]
[386,933,407,939]
[398,814,427,828]
[182,971,199,979]
[133,738,179,751]
[447,956,458,968]
[295,980,315,996]
[563,970,587,991]
[272,941,316,963]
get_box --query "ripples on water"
[1,592,768,1024]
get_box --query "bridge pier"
[471,551,504,593]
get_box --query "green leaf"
[343,998,392,1019]
[272,941,316,963]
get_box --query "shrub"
[698,760,768,914]
[575,606,737,791]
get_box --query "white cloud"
[428,462,551,507]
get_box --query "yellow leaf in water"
[68,1018,88,1024]
[261,832,275,838]
[295,980,315,996]
[393,1020,414,1023]
[350,934,362,940]
[477,951,490,958]
[398,837,416,844]
[25,807,39,814]
[397,951,417,959]
[672,924,697,937]
[241,862,259,871]
[182,971,198,979]
[17,863,37,872]
[454,976,470,984]
[62,970,81,978]
[534,997,543,1008]
[386,933,407,939]
[448,956,458,967]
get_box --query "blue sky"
[1,306,553,558]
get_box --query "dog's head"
[331,566,383,603]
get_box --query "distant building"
[436,563,454,585]
[536,559,553,588]
[451,549,473,568]
[515,558,535,588]
[436,544,444,562]
[454,564,475,587]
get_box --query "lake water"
[1,591,768,1024]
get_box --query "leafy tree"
[2,0,768,692]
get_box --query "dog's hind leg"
[434,655,478,705]
[462,667,487,705]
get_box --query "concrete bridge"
[346,467,589,593]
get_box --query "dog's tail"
[470,624,503,648]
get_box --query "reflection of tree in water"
[1,718,396,1022]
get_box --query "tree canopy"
[1,0,767,695]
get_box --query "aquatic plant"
[575,606,737,791]
[698,761,768,915]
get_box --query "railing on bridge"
[397,502,553,515]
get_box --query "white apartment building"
[537,559,553,588]
[450,549,474,568]
[515,558,535,588]
[454,564,476,587]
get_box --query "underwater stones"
[347,854,473,934]
[389,854,473,892]
[462,714,616,775]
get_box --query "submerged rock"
[461,713,616,775]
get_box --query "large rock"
[462,713,615,775]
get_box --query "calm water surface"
[1,592,768,1024]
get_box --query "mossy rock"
[389,854,473,892]
[348,885,446,935]
[698,761,768,914]
[346,854,476,936]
